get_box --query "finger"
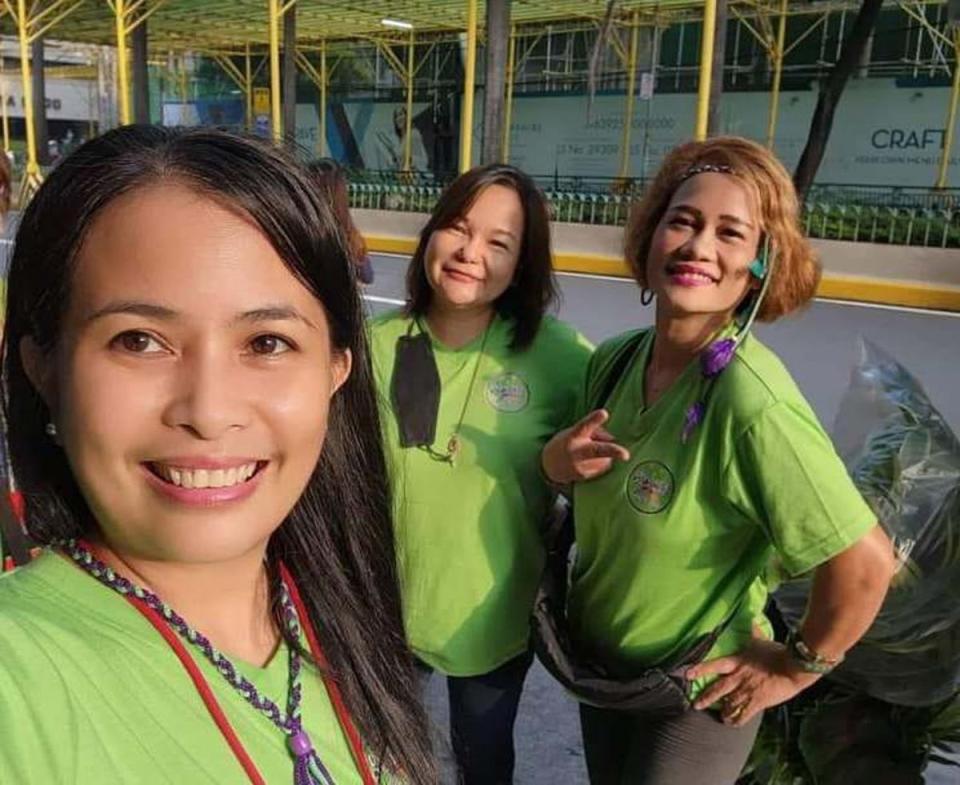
[592,428,617,442]
[574,442,630,463]
[687,656,740,681]
[693,677,740,711]
[728,701,759,728]
[579,458,613,480]
[571,409,609,438]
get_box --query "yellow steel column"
[16,0,39,183]
[319,40,327,156]
[114,0,132,124]
[766,0,788,149]
[0,53,9,153]
[935,28,960,189]
[268,0,282,141]
[459,0,478,173]
[694,0,718,140]
[245,43,253,131]
[403,31,415,171]
[618,12,641,179]
[502,27,516,160]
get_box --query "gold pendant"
[446,435,460,464]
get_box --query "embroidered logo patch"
[626,461,675,514]
[484,372,530,412]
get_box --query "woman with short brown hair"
[541,136,895,784]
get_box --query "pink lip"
[141,462,265,507]
[667,263,719,288]
[443,266,482,283]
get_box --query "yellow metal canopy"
[1,1,914,53]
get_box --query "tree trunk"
[482,0,511,163]
[707,0,727,136]
[793,0,884,199]
[282,4,297,146]
[32,35,49,165]
[132,21,150,124]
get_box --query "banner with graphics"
[318,78,958,187]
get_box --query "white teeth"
[153,462,259,489]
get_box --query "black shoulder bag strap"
[0,491,31,569]
[543,331,648,601]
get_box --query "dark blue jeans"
[419,650,533,785]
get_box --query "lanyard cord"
[279,562,377,785]
[76,540,376,785]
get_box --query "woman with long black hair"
[0,126,435,784]
[370,164,592,784]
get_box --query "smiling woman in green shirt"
[0,127,434,785]
[370,165,591,784]
[542,137,897,785]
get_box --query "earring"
[640,288,655,306]
[44,422,58,439]
[748,258,767,280]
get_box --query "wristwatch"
[786,631,844,675]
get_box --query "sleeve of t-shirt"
[722,400,877,576]
[558,329,594,428]
[0,623,78,781]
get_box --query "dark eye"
[111,330,164,354]
[669,216,693,227]
[249,334,293,356]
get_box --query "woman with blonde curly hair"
[540,137,896,784]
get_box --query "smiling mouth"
[666,264,719,284]
[443,266,482,282]
[145,461,267,489]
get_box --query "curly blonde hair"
[625,136,820,322]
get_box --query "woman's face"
[424,184,524,314]
[26,182,350,563]
[646,172,762,319]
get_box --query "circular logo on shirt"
[626,461,674,514]
[484,372,530,413]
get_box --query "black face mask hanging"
[391,331,442,448]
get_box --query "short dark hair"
[405,164,558,351]
[2,126,435,782]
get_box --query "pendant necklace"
[419,317,492,466]
[61,539,376,785]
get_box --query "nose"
[678,228,717,262]
[162,346,250,440]
[456,231,485,265]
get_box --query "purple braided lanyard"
[62,539,337,785]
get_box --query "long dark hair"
[307,158,368,264]
[406,164,558,350]
[1,126,436,783]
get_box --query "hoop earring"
[640,288,655,306]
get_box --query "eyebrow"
[670,204,755,229]
[84,301,318,330]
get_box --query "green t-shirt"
[568,328,876,691]
[0,551,369,783]
[370,311,592,676]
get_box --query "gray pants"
[580,704,761,785]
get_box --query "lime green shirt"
[0,551,368,784]
[569,329,876,689]
[370,311,592,676]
